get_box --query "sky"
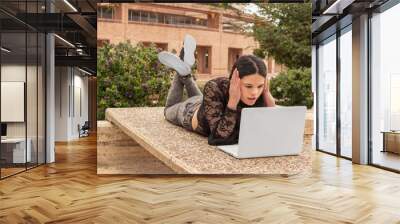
[244,3,261,15]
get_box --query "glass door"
[317,34,337,155]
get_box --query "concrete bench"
[98,107,313,175]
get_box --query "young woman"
[159,35,276,145]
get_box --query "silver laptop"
[217,106,306,159]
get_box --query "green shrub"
[270,67,313,109]
[97,41,173,120]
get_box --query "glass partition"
[1,31,28,178]
[0,1,46,179]
[27,31,38,169]
[38,32,45,165]
[317,34,337,155]
[370,3,400,171]
[339,26,352,158]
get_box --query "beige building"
[97,3,283,80]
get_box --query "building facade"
[97,3,283,80]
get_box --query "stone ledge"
[99,107,313,175]
[97,120,174,174]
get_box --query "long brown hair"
[229,55,267,79]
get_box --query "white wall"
[1,82,25,122]
[1,63,46,164]
[75,70,89,139]
[55,66,69,141]
[1,65,28,138]
[54,67,89,141]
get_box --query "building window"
[98,6,114,20]
[141,11,149,22]
[157,14,165,23]
[205,50,209,69]
[128,10,139,21]
[149,12,157,23]
[179,16,186,25]
[228,48,243,72]
[128,10,208,28]
[370,3,400,171]
[185,17,192,25]
[196,46,212,74]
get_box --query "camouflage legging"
[164,73,203,131]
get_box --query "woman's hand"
[263,77,276,107]
[228,69,241,110]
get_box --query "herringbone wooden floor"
[1,135,400,224]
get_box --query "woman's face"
[239,74,265,105]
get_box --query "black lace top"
[195,77,265,145]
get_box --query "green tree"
[97,42,173,120]
[270,68,313,109]
[249,3,313,108]
[252,3,312,68]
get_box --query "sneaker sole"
[158,52,191,76]
[183,34,196,67]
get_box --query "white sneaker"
[183,34,196,67]
[158,51,191,76]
